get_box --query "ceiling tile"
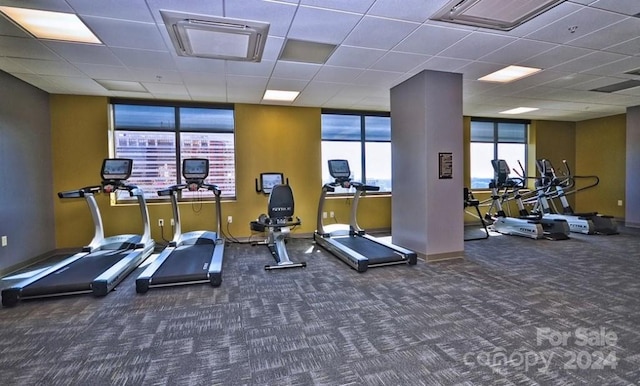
[394,24,470,56]
[272,61,321,80]
[287,6,362,44]
[0,14,29,38]
[110,47,176,70]
[312,66,363,83]
[82,16,167,51]
[0,36,60,60]
[10,58,85,77]
[524,7,625,44]
[43,41,123,66]
[551,51,627,73]
[437,32,517,60]
[604,36,640,56]
[368,0,448,23]
[353,69,403,87]
[299,0,375,13]
[225,0,297,38]
[73,63,135,81]
[225,60,276,77]
[370,51,430,72]
[326,46,386,68]
[173,56,226,74]
[143,82,189,95]
[567,18,640,50]
[583,56,640,77]
[590,0,640,15]
[518,45,593,69]
[479,39,556,65]
[145,0,224,24]
[66,0,155,22]
[342,16,419,50]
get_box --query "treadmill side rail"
[92,241,155,296]
[208,238,225,286]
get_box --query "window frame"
[321,109,392,195]
[109,99,236,203]
[469,117,529,190]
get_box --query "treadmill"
[314,159,417,272]
[2,158,155,307]
[135,158,225,293]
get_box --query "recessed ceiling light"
[96,80,147,93]
[263,90,299,102]
[479,65,541,83]
[500,107,539,115]
[0,6,101,44]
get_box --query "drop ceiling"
[0,0,639,122]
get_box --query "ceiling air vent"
[590,80,640,93]
[431,0,567,31]
[160,10,270,62]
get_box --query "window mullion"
[361,115,366,184]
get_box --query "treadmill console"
[183,158,209,180]
[101,158,132,181]
[328,159,351,179]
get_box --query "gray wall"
[0,71,54,274]
[626,105,640,227]
[391,70,464,260]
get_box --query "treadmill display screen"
[328,159,350,179]
[183,158,209,180]
[101,159,132,180]
[260,173,284,194]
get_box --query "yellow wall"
[575,114,626,218]
[49,95,627,248]
[50,96,391,248]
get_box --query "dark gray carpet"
[1,228,640,385]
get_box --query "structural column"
[626,105,640,227]
[390,70,463,261]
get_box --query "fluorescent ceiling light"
[500,107,539,115]
[161,10,270,62]
[0,6,101,44]
[263,90,299,102]
[478,65,541,83]
[431,0,567,31]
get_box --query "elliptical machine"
[251,173,306,270]
[534,159,618,235]
[486,159,570,240]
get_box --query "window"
[470,118,528,189]
[111,101,235,201]
[321,110,391,194]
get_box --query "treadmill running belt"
[334,236,404,264]
[151,243,216,284]
[21,250,130,296]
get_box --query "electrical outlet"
[227,216,233,224]
[330,211,335,218]
[158,218,164,227]
[618,200,623,206]
[170,218,175,226]
[323,212,328,219]
[1,236,7,247]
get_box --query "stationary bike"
[250,173,306,270]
